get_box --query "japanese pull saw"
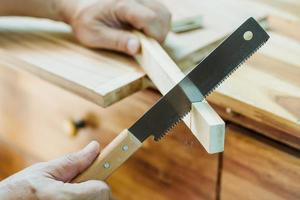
[73,17,269,182]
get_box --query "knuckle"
[144,12,159,23]
[115,36,128,52]
[85,181,111,199]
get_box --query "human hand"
[0,141,112,200]
[60,0,171,55]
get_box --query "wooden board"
[161,0,269,69]
[0,66,219,200]
[0,0,271,107]
[135,33,225,153]
[0,17,146,107]
[221,125,300,200]
[207,31,300,149]
[268,15,300,42]
[249,0,300,19]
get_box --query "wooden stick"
[135,33,225,153]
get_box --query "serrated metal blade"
[129,17,269,142]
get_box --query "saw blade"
[129,17,269,142]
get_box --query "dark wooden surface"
[221,125,300,200]
[0,136,38,180]
[108,123,219,200]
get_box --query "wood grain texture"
[207,31,300,149]
[135,33,225,153]
[0,66,219,200]
[268,15,300,42]
[161,0,268,68]
[0,17,145,107]
[249,0,300,19]
[108,123,219,200]
[210,102,300,151]
[221,125,300,200]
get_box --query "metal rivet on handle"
[122,145,129,152]
[103,162,110,169]
[243,31,253,41]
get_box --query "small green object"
[172,15,203,33]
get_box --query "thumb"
[47,141,100,182]
[90,26,141,55]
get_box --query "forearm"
[0,0,68,22]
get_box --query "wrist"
[58,0,103,25]
[0,179,36,200]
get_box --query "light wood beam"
[135,33,225,153]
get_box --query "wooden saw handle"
[72,129,142,182]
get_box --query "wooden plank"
[161,0,269,69]
[221,125,300,200]
[210,102,300,151]
[0,17,146,107]
[135,33,225,153]
[248,0,300,19]
[268,15,300,42]
[0,66,219,199]
[207,31,300,149]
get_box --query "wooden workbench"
[0,0,300,199]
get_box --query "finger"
[138,0,172,30]
[87,25,140,55]
[48,141,100,182]
[115,0,169,42]
[63,180,111,200]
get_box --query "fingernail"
[127,38,140,55]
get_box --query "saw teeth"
[204,38,268,98]
[154,38,268,141]
[154,110,190,141]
